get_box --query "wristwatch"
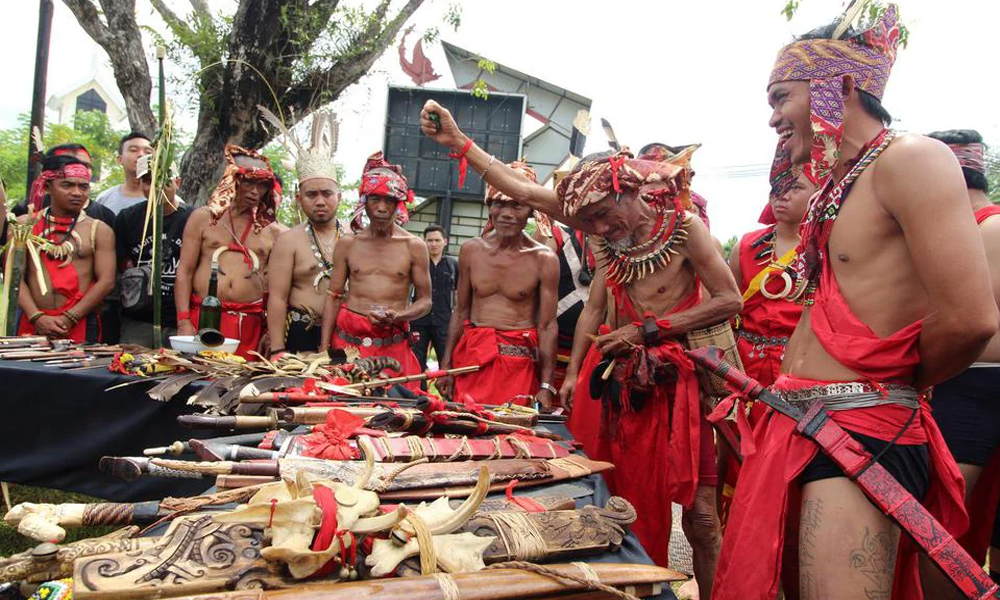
[539,382,557,395]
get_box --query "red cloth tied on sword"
[712,257,967,600]
[600,283,709,568]
[189,294,264,359]
[331,306,422,390]
[18,218,90,342]
[451,323,539,406]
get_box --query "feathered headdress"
[258,105,340,185]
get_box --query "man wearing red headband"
[175,145,283,358]
[713,7,998,600]
[319,152,430,384]
[420,111,741,595]
[438,161,559,407]
[921,129,1000,596]
[17,154,116,342]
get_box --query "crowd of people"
[4,3,1000,598]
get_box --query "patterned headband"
[948,143,986,175]
[351,151,413,233]
[768,5,901,194]
[483,160,551,237]
[29,163,93,212]
[556,148,692,217]
[208,145,279,231]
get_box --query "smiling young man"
[319,152,430,384]
[266,145,344,356]
[17,154,116,341]
[437,162,559,408]
[418,110,741,593]
[174,145,283,358]
[712,7,998,600]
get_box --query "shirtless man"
[438,162,559,408]
[711,8,998,600]
[17,154,115,342]
[175,145,283,358]
[267,148,343,355]
[319,152,430,383]
[420,109,742,595]
[921,129,1000,595]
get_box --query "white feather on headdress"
[31,126,44,155]
[256,105,339,185]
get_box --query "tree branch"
[189,0,210,18]
[292,0,341,54]
[149,0,196,44]
[283,0,423,117]
[60,0,113,48]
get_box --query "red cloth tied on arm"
[449,138,473,188]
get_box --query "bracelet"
[539,382,557,395]
[176,310,191,322]
[63,309,81,325]
[481,154,497,182]
[328,290,345,300]
[28,311,44,324]
[448,138,474,188]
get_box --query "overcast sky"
[2,0,997,240]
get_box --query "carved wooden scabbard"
[0,528,150,585]
[99,456,207,482]
[468,497,637,563]
[162,563,683,600]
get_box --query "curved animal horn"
[352,505,408,534]
[428,466,490,535]
[353,437,376,490]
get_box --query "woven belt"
[337,330,406,348]
[498,342,536,359]
[776,381,920,411]
[737,329,789,347]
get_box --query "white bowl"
[169,335,240,354]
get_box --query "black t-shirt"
[412,256,457,329]
[114,202,192,326]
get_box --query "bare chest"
[617,259,696,317]
[347,239,411,280]
[470,256,539,301]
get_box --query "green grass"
[0,484,118,556]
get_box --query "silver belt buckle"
[362,337,373,348]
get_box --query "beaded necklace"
[306,220,340,290]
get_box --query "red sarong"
[332,307,421,390]
[602,284,708,567]
[567,331,611,462]
[190,294,263,359]
[451,323,539,405]
[713,258,967,600]
[18,220,89,342]
[975,205,1000,224]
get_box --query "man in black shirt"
[114,155,191,347]
[411,224,457,371]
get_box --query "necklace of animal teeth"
[307,220,339,290]
[40,209,83,262]
[596,198,690,286]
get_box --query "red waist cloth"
[19,221,88,341]
[713,374,967,600]
[604,282,707,567]
[810,256,923,382]
[975,205,1000,224]
[332,307,421,390]
[451,322,539,405]
[190,294,264,359]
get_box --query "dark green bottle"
[198,261,222,332]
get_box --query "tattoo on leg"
[849,527,897,600]
[799,498,823,568]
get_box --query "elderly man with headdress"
[437,161,559,407]
[17,153,116,342]
[419,109,741,594]
[174,145,284,358]
[266,114,345,356]
[918,129,1000,596]
[708,6,998,599]
[319,152,430,385]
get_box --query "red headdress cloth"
[207,144,279,231]
[28,162,92,213]
[351,151,413,233]
[556,148,693,218]
[483,160,551,237]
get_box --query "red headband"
[948,143,986,176]
[29,163,92,212]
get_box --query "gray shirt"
[94,185,146,215]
